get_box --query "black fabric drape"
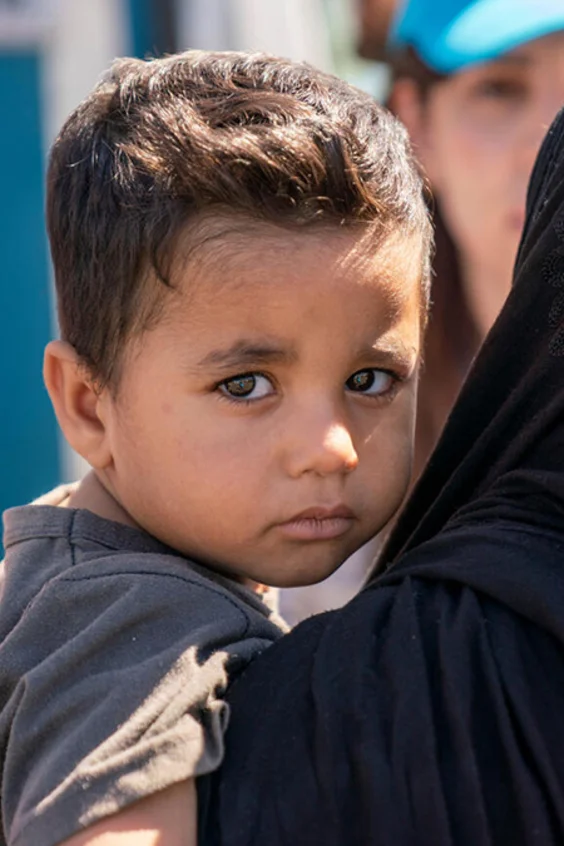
[198,109,564,845]
[377,105,564,566]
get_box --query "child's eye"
[218,372,274,402]
[345,368,395,396]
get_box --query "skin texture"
[45,222,424,590]
[55,780,196,846]
[392,31,564,336]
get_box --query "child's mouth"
[277,505,356,541]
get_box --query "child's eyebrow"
[195,340,297,370]
[362,339,417,363]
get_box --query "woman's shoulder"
[201,573,564,845]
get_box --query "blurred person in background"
[387,0,564,475]
[356,0,397,62]
[361,0,564,477]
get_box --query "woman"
[386,0,564,475]
[199,106,564,844]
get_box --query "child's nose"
[285,419,359,479]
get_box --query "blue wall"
[128,0,177,58]
[128,0,155,57]
[0,1,167,530]
[0,51,60,519]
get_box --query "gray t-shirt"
[0,490,287,846]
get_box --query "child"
[0,51,431,846]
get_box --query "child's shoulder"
[2,491,285,651]
[0,490,286,846]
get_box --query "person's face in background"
[392,31,564,337]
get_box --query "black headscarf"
[199,109,564,846]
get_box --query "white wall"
[176,0,333,70]
[41,0,129,481]
[43,0,129,145]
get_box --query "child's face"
[98,222,424,587]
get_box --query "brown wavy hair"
[46,50,432,390]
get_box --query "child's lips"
[277,505,356,541]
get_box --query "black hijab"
[199,109,564,846]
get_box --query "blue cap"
[390,0,564,73]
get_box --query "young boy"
[0,51,431,846]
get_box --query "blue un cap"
[389,0,564,73]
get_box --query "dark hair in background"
[46,50,432,390]
[355,0,482,476]
[389,49,482,477]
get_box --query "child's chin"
[265,550,354,590]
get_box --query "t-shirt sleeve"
[199,576,564,846]
[1,567,273,846]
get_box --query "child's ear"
[43,340,112,469]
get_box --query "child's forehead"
[137,216,425,366]
[171,213,422,297]
[117,215,424,388]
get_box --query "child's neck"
[66,471,140,529]
[64,471,267,595]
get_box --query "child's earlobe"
[43,340,112,469]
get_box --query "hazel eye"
[219,372,274,401]
[346,368,394,396]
